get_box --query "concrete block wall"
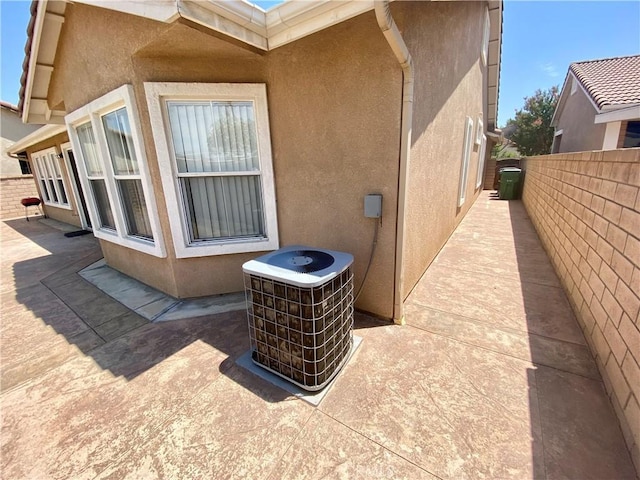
[522,148,640,473]
[0,176,39,220]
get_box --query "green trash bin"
[499,167,522,200]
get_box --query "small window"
[623,121,640,148]
[66,85,165,258]
[458,116,474,207]
[551,130,563,154]
[31,147,71,209]
[19,160,31,175]
[570,76,578,95]
[481,7,490,66]
[145,82,279,258]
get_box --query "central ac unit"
[243,245,354,391]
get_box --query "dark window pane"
[91,179,116,230]
[57,180,68,204]
[623,121,640,148]
[19,160,31,175]
[118,179,153,239]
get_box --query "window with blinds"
[166,101,265,242]
[145,82,279,258]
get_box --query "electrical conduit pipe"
[374,0,414,324]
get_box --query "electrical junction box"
[364,194,382,218]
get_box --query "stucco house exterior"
[551,55,640,154]
[10,0,502,322]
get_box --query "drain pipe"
[374,0,413,324]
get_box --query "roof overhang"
[6,123,67,155]
[594,104,640,124]
[21,0,67,125]
[22,0,502,131]
[486,0,502,132]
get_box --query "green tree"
[504,86,559,156]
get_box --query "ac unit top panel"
[242,245,354,287]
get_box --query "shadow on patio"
[1,193,637,479]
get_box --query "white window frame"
[65,84,165,258]
[144,82,279,258]
[475,115,484,145]
[60,142,91,229]
[458,116,474,207]
[31,147,71,210]
[476,134,487,189]
[481,7,490,67]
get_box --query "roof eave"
[486,0,502,132]
[21,0,502,132]
[6,123,68,155]
[21,0,67,125]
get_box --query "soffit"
[21,0,503,133]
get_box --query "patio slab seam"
[406,301,589,348]
[315,409,443,479]
[424,262,565,290]
[405,320,601,383]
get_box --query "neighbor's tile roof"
[570,55,640,110]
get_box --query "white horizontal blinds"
[167,101,265,241]
[77,122,116,230]
[102,108,153,240]
[102,107,139,175]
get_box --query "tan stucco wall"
[50,4,401,317]
[395,1,489,299]
[23,131,83,228]
[555,87,606,153]
[1,107,41,177]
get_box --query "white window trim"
[458,116,474,207]
[32,146,72,210]
[65,84,166,258]
[60,142,91,229]
[144,82,279,258]
[475,115,483,145]
[481,7,490,67]
[476,134,487,189]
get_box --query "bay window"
[145,82,278,258]
[66,85,165,257]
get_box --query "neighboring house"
[551,55,640,153]
[0,101,41,219]
[10,0,502,321]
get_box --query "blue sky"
[1,1,638,127]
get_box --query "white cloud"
[540,62,560,78]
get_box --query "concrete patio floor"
[1,192,637,479]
